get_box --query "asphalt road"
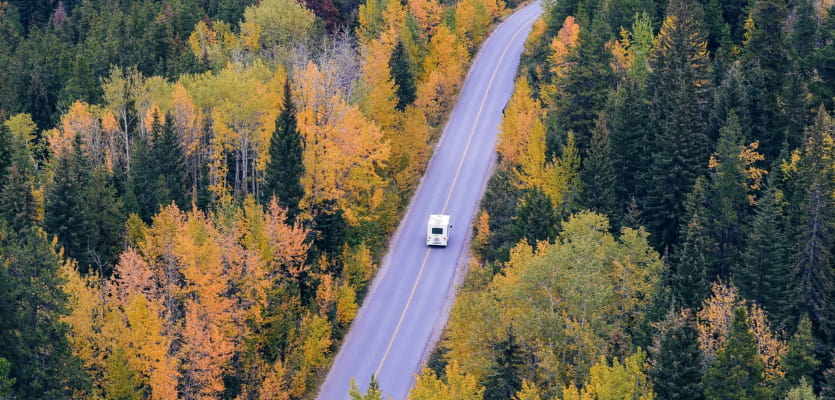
[316,3,543,399]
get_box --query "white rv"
[427,214,451,246]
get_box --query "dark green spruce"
[263,79,304,221]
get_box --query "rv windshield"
[431,227,443,235]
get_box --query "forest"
[0,0,523,398]
[1,0,835,399]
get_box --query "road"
[315,3,543,399]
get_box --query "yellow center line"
[372,14,536,378]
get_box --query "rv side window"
[431,227,444,234]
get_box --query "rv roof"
[428,214,450,226]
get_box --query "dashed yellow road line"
[372,12,537,378]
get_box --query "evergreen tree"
[389,40,417,111]
[810,10,835,110]
[83,169,125,277]
[607,77,652,211]
[709,62,753,144]
[789,0,819,73]
[0,225,90,398]
[0,163,38,233]
[707,111,751,279]
[649,309,704,400]
[736,182,791,325]
[703,307,771,400]
[822,368,835,400]
[0,357,14,399]
[153,113,187,211]
[263,79,304,221]
[644,0,712,250]
[44,134,93,270]
[349,376,383,400]
[782,315,820,387]
[742,0,793,154]
[480,166,523,263]
[127,121,158,222]
[790,108,835,346]
[511,186,559,249]
[0,122,12,189]
[483,327,525,400]
[580,113,618,224]
[551,13,615,155]
[670,178,713,310]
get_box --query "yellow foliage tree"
[409,361,485,400]
[294,61,390,225]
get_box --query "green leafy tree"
[782,315,820,388]
[389,40,417,111]
[263,79,304,220]
[644,0,712,250]
[785,378,817,400]
[649,309,704,400]
[580,113,618,224]
[703,307,771,400]
[483,327,525,400]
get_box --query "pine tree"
[127,121,158,222]
[736,182,791,325]
[607,77,652,211]
[580,113,618,224]
[483,327,525,400]
[83,169,125,277]
[782,315,820,387]
[0,163,37,233]
[703,307,771,400]
[44,134,93,271]
[707,111,751,279]
[0,225,90,398]
[810,10,835,110]
[742,0,793,154]
[511,186,559,249]
[551,12,615,155]
[0,357,14,399]
[670,178,713,310]
[790,108,835,346]
[389,40,417,111]
[649,309,704,400]
[644,0,712,250]
[0,122,12,190]
[153,113,187,211]
[263,79,304,221]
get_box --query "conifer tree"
[644,0,712,250]
[0,163,37,233]
[810,11,835,110]
[83,169,125,277]
[607,77,651,211]
[736,182,791,325]
[153,113,187,211]
[483,327,525,400]
[782,315,820,387]
[127,120,158,222]
[44,134,93,269]
[580,113,618,224]
[511,186,558,249]
[0,122,12,189]
[263,79,304,221]
[649,309,704,400]
[742,0,793,154]
[790,107,835,345]
[703,307,771,400]
[389,40,417,111]
[670,178,713,310]
[707,112,751,279]
[551,12,615,155]
[0,225,90,398]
